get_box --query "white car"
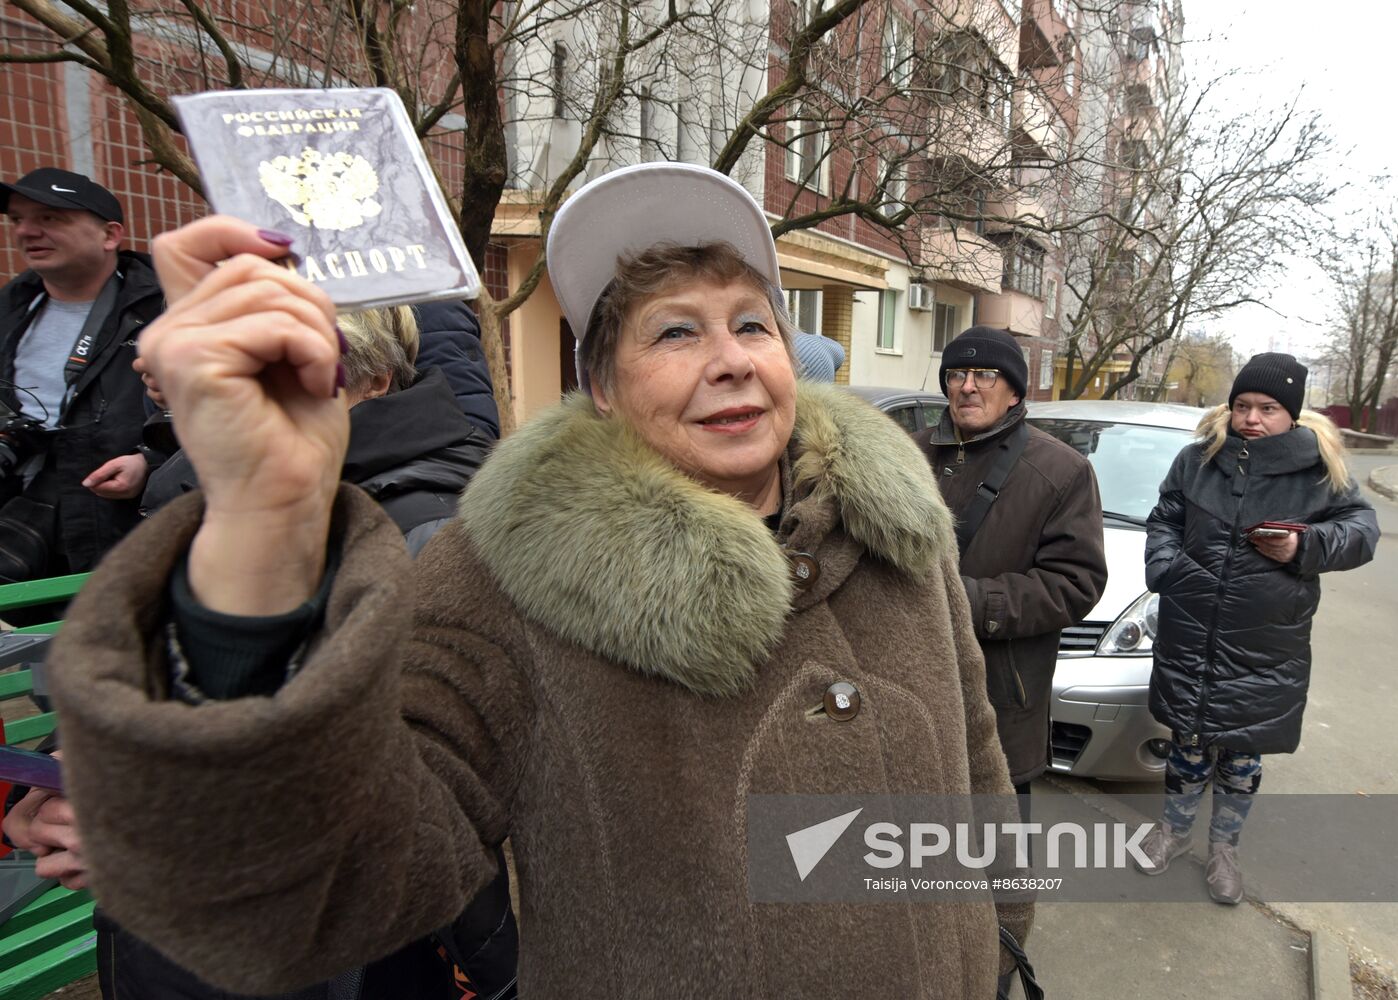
[1027,400,1208,781]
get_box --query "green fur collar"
[458,381,953,696]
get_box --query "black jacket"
[0,251,163,572]
[139,302,501,476]
[413,299,500,440]
[917,403,1107,784]
[342,366,492,551]
[1145,426,1379,754]
[143,368,490,534]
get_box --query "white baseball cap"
[546,161,783,389]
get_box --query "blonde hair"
[338,305,419,394]
[1196,404,1351,492]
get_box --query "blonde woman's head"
[338,306,419,405]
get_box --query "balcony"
[1013,79,1068,161]
[919,226,1004,295]
[976,287,1045,337]
[937,0,1021,71]
[928,106,1013,172]
[984,188,1049,235]
[1019,0,1071,70]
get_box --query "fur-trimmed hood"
[459,381,953,696]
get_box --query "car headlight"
[1097,591,1159,655]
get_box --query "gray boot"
[1133,824,1191,875]
[1207,841,1244,904]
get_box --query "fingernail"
[257,228,295,247]
[335,362,347,395]
[335,325,349,355]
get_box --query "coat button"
[788,551,820,589]
[824,681,860,721]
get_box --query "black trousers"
[94,910,448,1000]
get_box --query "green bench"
[0,574,96,1000]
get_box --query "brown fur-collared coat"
[49,383,1031,998]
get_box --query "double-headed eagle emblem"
[258,148,382,231]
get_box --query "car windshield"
[1027,418,1193,522]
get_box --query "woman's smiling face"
[590,277,796,507]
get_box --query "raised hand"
[140,218,346,614]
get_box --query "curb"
[1369,466,1398,502]
[1310,928,1350,1000]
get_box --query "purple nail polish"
[335,325,349,355]
[257,228,295,247]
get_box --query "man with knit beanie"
[914,326,1107,825]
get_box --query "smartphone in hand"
[1243,521,1307,540]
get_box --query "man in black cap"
[915,326,1107,815]
[0,168,163,581]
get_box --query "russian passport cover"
[172,87,480,309]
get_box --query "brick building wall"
[1,14,206,277]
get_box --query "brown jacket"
[50,384,1031,997]
[916,404,1107,784]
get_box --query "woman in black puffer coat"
[1134,353,1378,905]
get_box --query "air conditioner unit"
[908,282,934,311]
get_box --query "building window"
[1063,60,1076,98]
[1129,27,1155,62]
[880,155,908,213]
[787,288,822,332]
[876,289,900,351]
[1118,137,1149,169]
[785,106,828,193]
[985,66,1012,133]
[1125,83,1153,114]
[1044,276,1059,320]
[1039,348,1055,391]
[933,302,958,353]
[1001,240,1045,297]
[884,14,912,88]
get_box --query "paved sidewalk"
[1018,780,1314,999]
[1369,464,1398,501]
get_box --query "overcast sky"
[1177,2,1398,361]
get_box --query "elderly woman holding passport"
[1134,353,1378,904]
[43,163,1032,997]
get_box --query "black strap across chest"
[953,421,1029,555]
[61,272,121,393]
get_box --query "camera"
[0,402,47,481]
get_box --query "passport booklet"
[172,87,480,309]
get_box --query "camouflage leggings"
[1161,741,1263,846]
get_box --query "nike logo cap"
[0,167,123,223]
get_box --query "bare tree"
[1160,331,1236,407]
[2,0,1191,423]
[1053,1,1334,400]
[1326,214,1398,430]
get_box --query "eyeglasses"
[945,369,1000,388]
